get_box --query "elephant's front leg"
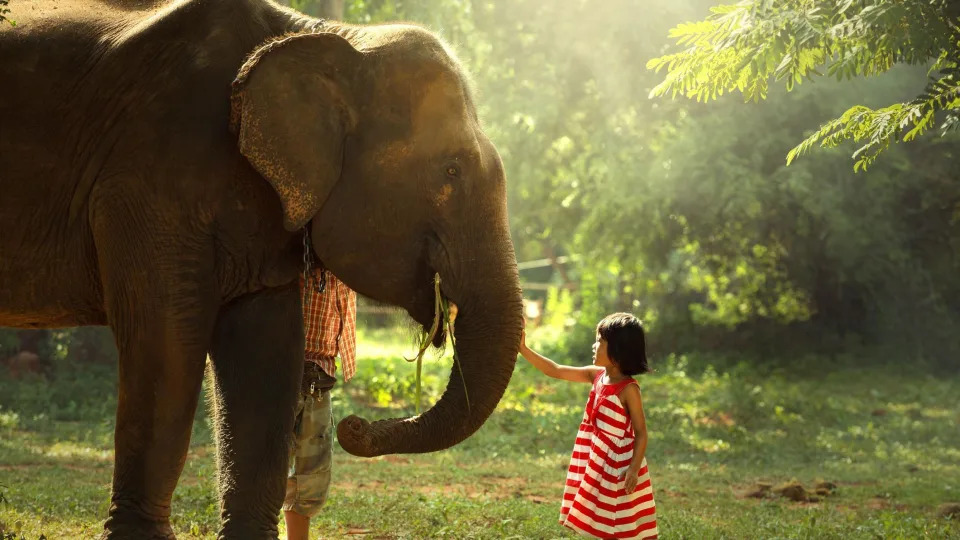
[208,283,305,539]
[95,237,219,538]
[105,326,212,539]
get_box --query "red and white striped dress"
[560,370,658,539]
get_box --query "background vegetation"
[4,0,958,369]
[2,0,958,538]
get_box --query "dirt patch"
[738,480,838,503]
[334,526,396,540]
[0,462,103,472]
[0,464,39,471]
[937,502,960,519]
[342,479,386,491]
[837,480,879,486]
[416,479,553,503]
[740,482,773,499]
[332,475,556,504]
[659,488,688,498]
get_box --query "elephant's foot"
[101,501,176,540]
[100,521,176,540]
[218,516,280,539]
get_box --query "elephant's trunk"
[337,255,523,456]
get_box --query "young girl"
[519,312,658,539]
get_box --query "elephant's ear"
[230,33,361,231]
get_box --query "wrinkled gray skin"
[0,0,522,537]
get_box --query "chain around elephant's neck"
[301,226,326,310]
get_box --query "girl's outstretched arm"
[619,383,649,494]
[519,326,601,383]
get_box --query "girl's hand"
[622,465,641,494]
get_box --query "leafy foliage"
[0,0,13,27]
[648,0,960,170]
[4,0,958,373]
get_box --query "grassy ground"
[1,328,958,538]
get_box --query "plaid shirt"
[300,269,357,382]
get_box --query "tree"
[578,73,960,359]
[322,0,959,365]
[648,0,960,171]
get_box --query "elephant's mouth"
[409,275,454,348]
[413,301,450,348]
[430,323,446,348]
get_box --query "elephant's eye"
[445,163,462,179]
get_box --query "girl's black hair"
[597,312,650,376]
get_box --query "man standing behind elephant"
[285,267,357,540]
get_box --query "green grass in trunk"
[1,330,958,538]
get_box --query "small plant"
[1,534,45,540]
[0,487,46,540]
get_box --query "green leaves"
[306,0,960,364]
[0,0,14,27]
[787,65,960,171]
[649,0,960,169]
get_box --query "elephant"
[0,0,523,537]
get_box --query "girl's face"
[592,334,615,369]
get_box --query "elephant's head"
[229,24,522,456]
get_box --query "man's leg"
[283,511,309,540]
[283,389,312,540]
[283,365,335,540]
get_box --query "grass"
[1,327,959,538]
